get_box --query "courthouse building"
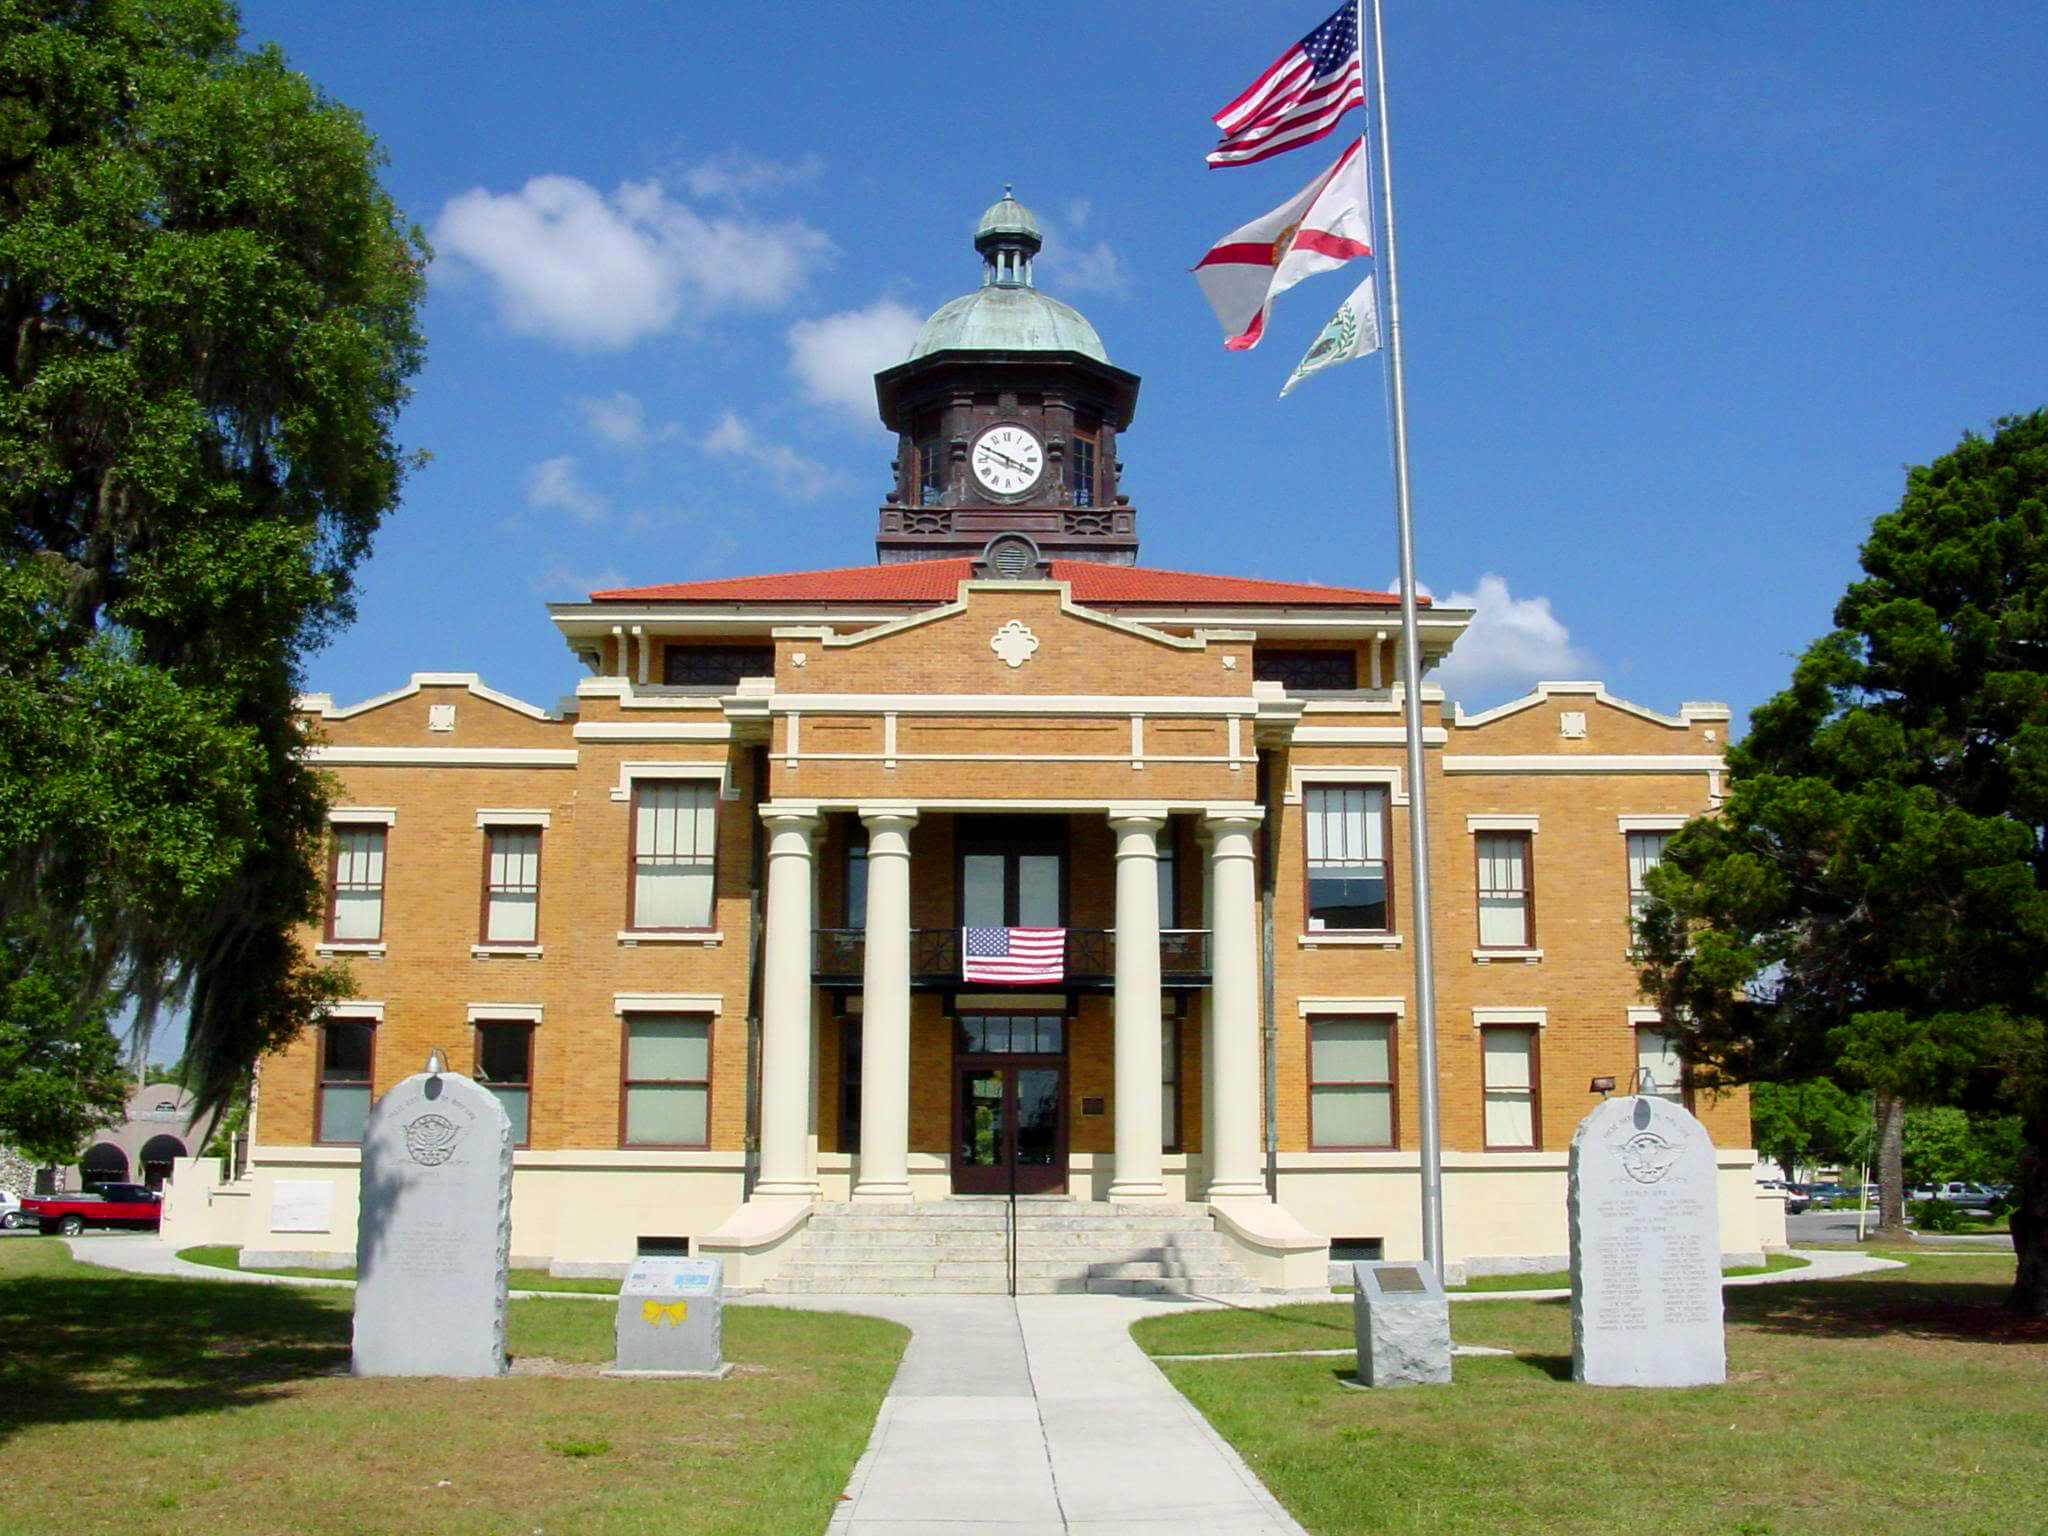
[212,196,1777,1289]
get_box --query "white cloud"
[524,456,608,524]
[1036,204,1130,298]
[702,411,841,501]
[433,175,835,349]
[534,555,628,598]
[575,391,678,449]
[683,149,825,202]
[1427,573,1592,703]
[786,299,925,422]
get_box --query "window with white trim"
[1310,1017,1395,1148]
[623,1013,710,1146]
[1305,785,1389,932]
[1634,1024,1686,1103]
[328,826,386,941]
[317,1019,374,1144]
[1626,831,1673,926]
[1475,831,1532,947]
[483,827,541,943]
[630,781,717,929]
[1481,1026,1538,1149]
[475,1020,534,1145]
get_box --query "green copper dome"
[907,188,1108,364]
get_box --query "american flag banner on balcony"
[961,926,1067,985]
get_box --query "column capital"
[856,806,921,834]
[1200,805,1266,827]
[758,803,821,834]
[1105,803,1170,832]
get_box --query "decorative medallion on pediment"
[990,619,1040,669]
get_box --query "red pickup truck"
[23,1184,163,1236]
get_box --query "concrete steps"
[764,1199,1256,1296]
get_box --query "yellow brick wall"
[267,650,1744,1174]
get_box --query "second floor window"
[483,828,541,944]
[1635,1024,1687,1103]
[631,781,717,929]
[1475,832,1532,948]
[1626,831,1673,927]
[328,825,386,942]
[1305,785,1389,931]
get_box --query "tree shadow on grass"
[0,1268,351,1443]
[1726,1276,2046,1347]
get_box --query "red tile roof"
[589,560,1408,608]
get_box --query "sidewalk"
[748,1291,1308,1536]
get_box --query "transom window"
[623,1014,711,1147]
[1481,1026,1538,1149]
[1475,831,1532,948]
[475,1021,534,1146]
[317,1020,374,1144]
[630,781,717,929]
[1305,786,1389,932]
[1254,648,1358,691]
[662,645,774,688]
[328,825,386,941]
[957,1015,1065,1055]
[1310,1017,1395,1149]
[482,827,540,944]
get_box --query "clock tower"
[873,190,1142,566]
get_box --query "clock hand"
[978,447,1028,473]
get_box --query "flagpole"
[1365,0,1445,1277]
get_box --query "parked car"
[0,1189,23,1230]
[21,1184,163,1236]
[1933,1182,1997,1208]
[1808,1181,1852,1205]
[1782,1188,1812,1214]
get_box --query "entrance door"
[953,1014,1067,1195]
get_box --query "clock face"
[971,424,1045,498]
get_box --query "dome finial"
[975,188,1042,288]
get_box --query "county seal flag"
[1193,138,1370,350]
[1280,274,1381,396]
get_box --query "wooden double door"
[953,1014,1067,1195]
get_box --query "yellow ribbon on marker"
[641,1299,688,1327]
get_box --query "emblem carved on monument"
[403,1112,462,1166]
[990,619,1039,669]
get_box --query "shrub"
[1910,1199,1965,1232]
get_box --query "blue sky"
[241,0,2048,730]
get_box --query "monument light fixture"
[424,1048,448,1075]
[1588,1075,1616,1097]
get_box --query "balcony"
[813,928,1212,990]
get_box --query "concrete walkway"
[748,1292,1308,1536]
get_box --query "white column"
[755,807,820,1198]
[1109,809,1168,1201]
[1195,822,1218,1196]
[853,809,918,1203]
[1204,812,1266,1200]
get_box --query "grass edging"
[177,1244,620,1295]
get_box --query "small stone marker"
[350,1061,513,1378]
[1569,1094,1726,1388]
[1350,1260,1452,1387]
[606,1257,732,1380]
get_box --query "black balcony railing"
[812,928,1211,988]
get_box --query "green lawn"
[1447,1252,1807,1293]
[177,1243,623,1294]
[1133,1251,2047,1535]
[0,1239,906,1536]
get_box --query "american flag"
[1208,1,1365,170]
[961,927,1067,985]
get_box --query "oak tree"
[1,1,426,1120]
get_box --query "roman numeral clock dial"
[971,424,1044,498]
